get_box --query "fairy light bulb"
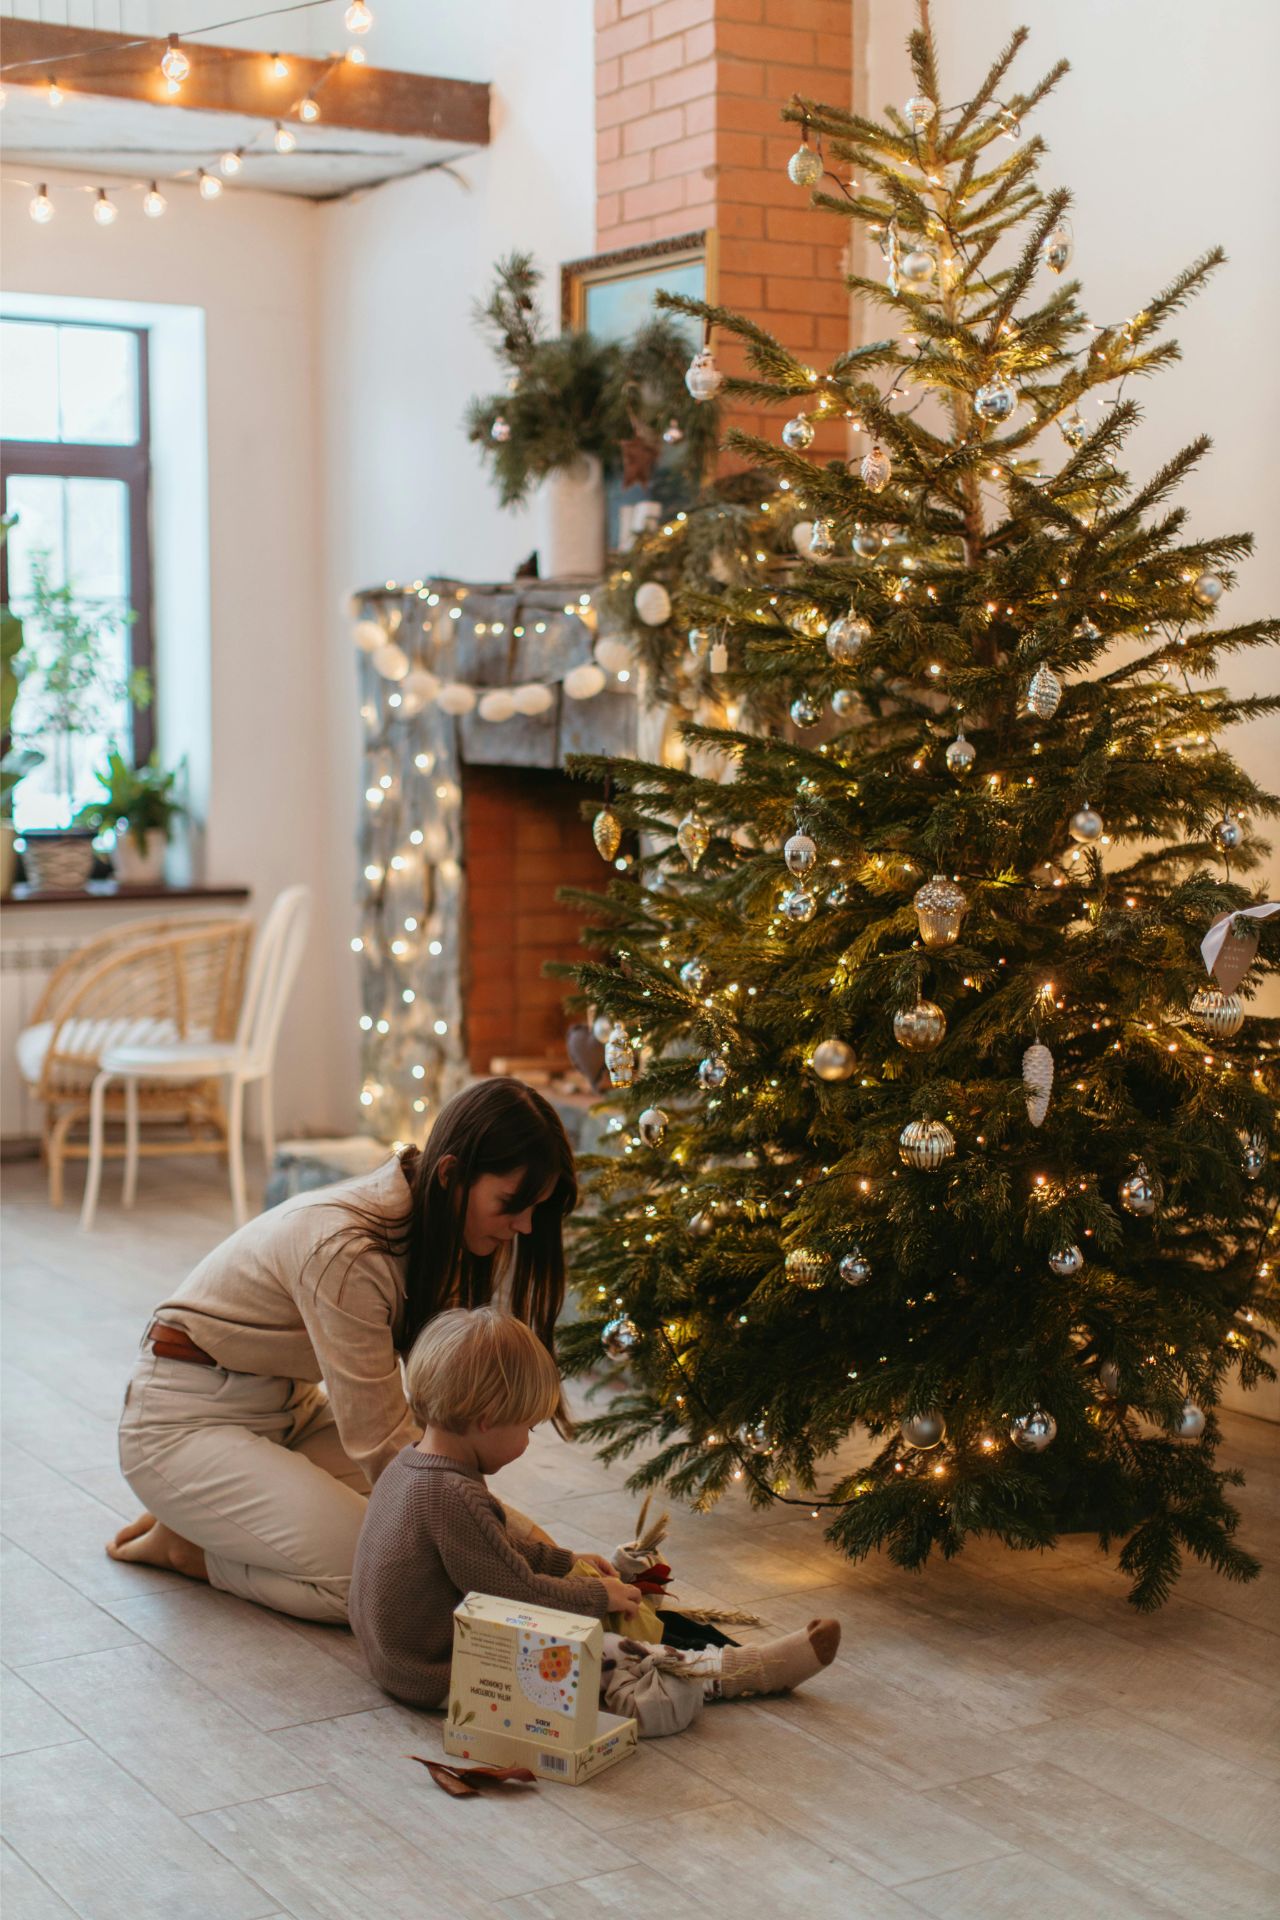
[142,181,167,218]
[299,94,320,122]
[346,43,367,63]
[47,77,64,106]
[219,150,243,176]
[345,1,374,31]
[269,52,290,80]
[93,189,118,227]
[197,169,222,200]
[29,184,55,224]
[273,122,296,153]
[160,34,190,88]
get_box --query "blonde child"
[349,1307,840,1737]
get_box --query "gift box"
[442,1591,637,1786]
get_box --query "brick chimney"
[595,0,854,462]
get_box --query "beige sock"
[716,1617,841,1700]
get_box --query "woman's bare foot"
[107,1516,208,1582]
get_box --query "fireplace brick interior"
[461,763,607,1075]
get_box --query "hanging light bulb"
[298,94,321,122]
[273,122,297,153]
[197,169,222,201]
[142,181,167,218]
[160,34,190,91]
[47,77,65,107]
[269,52,290,80]
[345,1,374,32]
[93,189,118,227]
[219,150,243,177]
[29,183,55,225]
[346,43,367,64]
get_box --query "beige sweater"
[349,1449,610,1708]
[154,1157,418,1485]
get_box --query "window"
[1,318,153,829]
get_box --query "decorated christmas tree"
[560,6,1280,1609]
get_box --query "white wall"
[858,0,1280,950]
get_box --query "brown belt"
[148,1320,219,1367]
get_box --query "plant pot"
[113,828,167,886]
[0,821,16,900]
[20,827,97,893]
[534,454,606,580]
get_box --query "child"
[349,1307,841,1737]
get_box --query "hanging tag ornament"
[1022,1042,1054,1126]
[709,637,729,673]
[1201,901,1280,990]
[676,813,710,870]
[592,809,622,862]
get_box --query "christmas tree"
[560,5,1280,1610]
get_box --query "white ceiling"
[0,81,475,200]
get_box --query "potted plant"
[7,553,149,892]
[75,747,186,885]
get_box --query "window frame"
[0,318,154,766]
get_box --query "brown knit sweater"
[348,1449,610,1709]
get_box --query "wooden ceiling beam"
[0,20,489,145]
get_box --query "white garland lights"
[1,0,378,226]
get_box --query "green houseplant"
[1,526,44,897]
[76,747,187,886]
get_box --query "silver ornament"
[1190,987,1244,1038]
[1025,662,1063,720]
[698,1053,728,1090]
[689,1210,713,1238]
[604,1024,636,1088]
[782,414,815,451]
[901,244,936,283]
[1022,1042,1054,1127]
[839,1246,872,1285]
[1192,572,1224,608]
[852,527,882,558]
[974,376,1017,423]
[1120,1161,1158,1216]
[1176,1400,1206,1439]
[680,957,709,993]
[784,832,817,876]
[899,1118,956,1171]
[785,1247,827,1289]
[676,812,710,869]
[790,694,822,729]
[490,415,512,442]
[831,688,862,717]
[787,143,823,187]
[662,418,684,444]
[638,1106,668,1146]
[1060,408,1088,448]
[904,94,936,133]
[1073,617,1102,643]
[1048,1245,1083,1277]
[946,731,977,776]
[808,518,836,558]
[861,444,892,493]
[1212,815,1243,852]
[601,1315,640,1359]
[737,1420,772,1454]
[782,886,817,925]
[828,881,849,907]
[913,873,969,947]
[687,625,709,656]
[1042,222,1073,274]
[827,611,872,664]
[901,1409,945,1449]
[685,347,723,402]
[893,1001,946,1052]
[811,1038,856,1081]
[1241,1129,1269,1180]
[1009,1407,1057,1452]
[1069,807,1104,843]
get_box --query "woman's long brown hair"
[336,1076,577,1358]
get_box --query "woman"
[107,1077,576,1623]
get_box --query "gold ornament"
[893,1000,946,1051]
[913,873,969,947]
[898,1118,955,1171]
[1189,987,1244,1038]
[592,809,622,862]
[861,444,892,493]
[603,1024,636,1088]
[785,1247,827,1289]
[676,813,710,870]
[811,1038,856,1081]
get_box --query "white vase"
[114,829,167,886]
[534,455,605,581]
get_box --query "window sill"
[4,883,250,908]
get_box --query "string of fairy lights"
[0,0,378,224]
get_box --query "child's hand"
[580,1553,619,1577]
[602,1576,643,1616]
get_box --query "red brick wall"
[595,0,853,464]
[461,766,605,1074]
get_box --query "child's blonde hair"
[404,1306,570,1435]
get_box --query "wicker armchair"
[17,915,252,1207]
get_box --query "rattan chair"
[17,914,253,1208]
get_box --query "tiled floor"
[2,1153,1278,1920]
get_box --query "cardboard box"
[442,1590,637,1785]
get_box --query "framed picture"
[560,232,718,547]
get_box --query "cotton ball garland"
[477,688,516,722]
[435,681,477,714]
[354,619,385,653]
[594,636,633,675]
[372,642,409,681]
[511,682,555,716]
[563,663,607,700]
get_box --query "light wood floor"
[2,1154,1278,1920]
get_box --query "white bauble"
[634,581,673,626]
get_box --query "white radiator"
[0,934,79,1141]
